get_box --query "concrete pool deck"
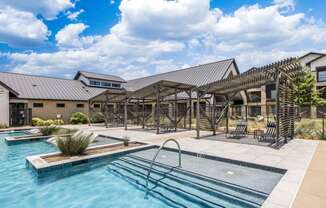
[292,141,326,208]
[75,125,318,208]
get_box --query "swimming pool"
[0,134,284,208]
[0,130,31,137]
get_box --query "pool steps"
[109,154,266,208]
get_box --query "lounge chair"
[259,122,276,142]
[228,121,247,139]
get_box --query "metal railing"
[145,139,182,195]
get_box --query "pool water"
[0,133,283,208]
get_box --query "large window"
[266,84,276,100]
[56,103,65,108]
[101,82,111,87]
[249,106,261,117]
[248,91,261,103]
[77,103,84,108]
[90,80,101,86]
[317,67,326,82]
[112,83,121,88]
[93,103,101,108]
[33,103,43,108]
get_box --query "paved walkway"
[292,141,326,208]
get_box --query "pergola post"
[174,89,178,131]
[104,94,109,128]
[212,94,216,135]
[275,71,281,145]
[189,89,192,130]
[124,99,128,130]
[196,89,200,139]
[226,96,229,134]
[142,98,145,129]
[156,84,160,134]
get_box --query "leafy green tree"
[293,69,324,106]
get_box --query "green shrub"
[44,119,54,126]
[70,112,89,124]
[32,118,44,126]
[56,131,92,156]
[0,123,8,129]
[90,112,105,123]
[40,125,59,136]
[53,119,64,125]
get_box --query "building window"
[249,106,261,117]
[77,103,84,108]
[90,80,101,86]
[266,84,276,100]
[248,91,261,103]
[56,103,65,108]
[317,67,326,82]
[93,103,101,108]
[33,103,43,108]
[101,82,111,87]
[112,83,121,88]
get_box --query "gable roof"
[299,52,325,60]
[0,80,19,96]
[74,71,126,83]
[305,54,326,66]
[124,59,236,91]
[0,72,106,101]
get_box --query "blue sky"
[0,0,325,79]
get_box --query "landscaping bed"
[42,142,143,163]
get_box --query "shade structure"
[196,57,303,147]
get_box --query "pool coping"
[5,134,71,145]
[26,142,153,175]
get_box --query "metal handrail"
[145,139,182,194]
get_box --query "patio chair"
[228,120,247,139]
[259,122,276,143]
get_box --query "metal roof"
[199,58,302,94]
[128,80,195,100]
[0,58,237,101]
[124,59,235,91]
[0,72,107,101]
[74,71,126,83]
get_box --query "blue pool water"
[0,133,283,208]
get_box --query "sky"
[0,0,325,80]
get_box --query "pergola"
[126,80,195,134]
[196,57,303,145]
[89,88,127,128]
[90,80,195,134]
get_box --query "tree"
[293,69,324,106]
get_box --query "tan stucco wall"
[0,85,9,126]
[25,100,90,123]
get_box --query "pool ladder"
[145,139,182,195]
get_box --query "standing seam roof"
[0,72,106,101]
[124,59,234,91]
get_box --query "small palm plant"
[56,131,93,156]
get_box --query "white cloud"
[4,0,326,78]
[0,0,74,20]
[111,0,221,40]
[0,6,49,47]
[66,9,84,21]
[55,23,100,49]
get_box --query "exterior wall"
[0,85,9,126]
[300,54,322,67]
[24,100,89,123]
[78,75,90,85]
